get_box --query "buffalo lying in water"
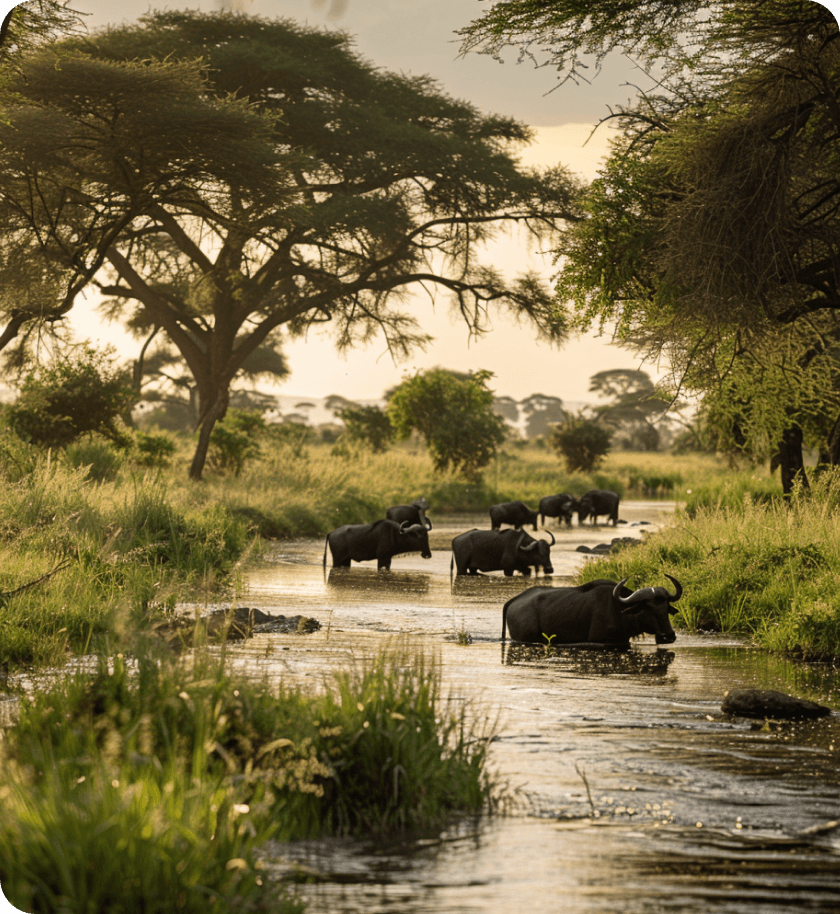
[501,575,683,647]
[324,519,431,571]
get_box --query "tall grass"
[0,645,497,911]
[577,470,840,659]
[0,451,252,668]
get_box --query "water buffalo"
[501,575,683,646]
[489,500,539,531]
[324,519,431,570]
[577,489,620,526]
[451,528,555,577]
[539,493,578,527]
[386,497,432,530]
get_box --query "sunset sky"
[7,0,836,404]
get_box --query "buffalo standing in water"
[576,489,620,526]
[324,519,431,571]
[538,493,578,527]
[489,500,540,531]
[451,528,555,577]
[501,575,683,647]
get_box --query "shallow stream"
[226,503,840,913]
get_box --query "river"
[224,502,840,913]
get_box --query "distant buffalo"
[386,497,432,530]
[577,489,620,526]
[501,575,683,647]
[539,493,578,527]
[489,500,539,531]
[324,519,431,571]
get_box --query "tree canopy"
[0,10,579,478]
[387,369,507,480]
[462,0,840,487]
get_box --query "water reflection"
[326,567,430,595]
[502,642,677,676]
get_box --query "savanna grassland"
[1,426,839,912]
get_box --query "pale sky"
[4,0,837,404]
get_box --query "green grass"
[576,470,840,660]
[0,645,497,911]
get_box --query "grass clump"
[0,644,497,912]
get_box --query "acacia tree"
[461,0,840,490]
[589,369,665,451]
[0,11,578,479]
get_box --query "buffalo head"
[400,521,432,559]
[614,574,682,644]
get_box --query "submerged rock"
[155,606,320,648]
[721,688,832,720]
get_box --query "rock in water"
[721,688,832,720]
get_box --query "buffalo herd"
[322,489,681,648]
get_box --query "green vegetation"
[387,369,508,481]
[0,645,494,912]
[578,470,840,660]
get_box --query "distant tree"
[6,347,135,449]
[520,392,566,439]
[493,396,520,424]
[551,410,612,473]
[0,11,577,480]
[589,369,664,451]
[336,404,394,453]
[387,369,507,480]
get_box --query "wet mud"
[227,503,840,913]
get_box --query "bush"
[6,346,135,449]
[208,409,265,476]
[134,430,178,468]
[65,436,124,482]
[551,412,613,473]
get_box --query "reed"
[0,644,497,910]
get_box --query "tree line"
[0,1,837,489]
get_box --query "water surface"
[229,505,840,913]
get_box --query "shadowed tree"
[589,369,663,451]
[0,11,579,479]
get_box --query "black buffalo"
[539,493,578,527]
[489,500,539,531]
[386,496,432,530]
[577,489,620,526]
[501,575,683,646]
[451,528,555,577]
[324,520,431,570]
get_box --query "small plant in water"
[542,632,556,655]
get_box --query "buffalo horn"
[516,531,537,552]
[400,523,424,535]
[544,530,555,547]
[615,574,683,605]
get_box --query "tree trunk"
[775,424,809,496]
[189,387,229,481]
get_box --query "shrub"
[6,346,135,449]
[551,412,613,473]
[208,409,265,476]
[134,430,178,468]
